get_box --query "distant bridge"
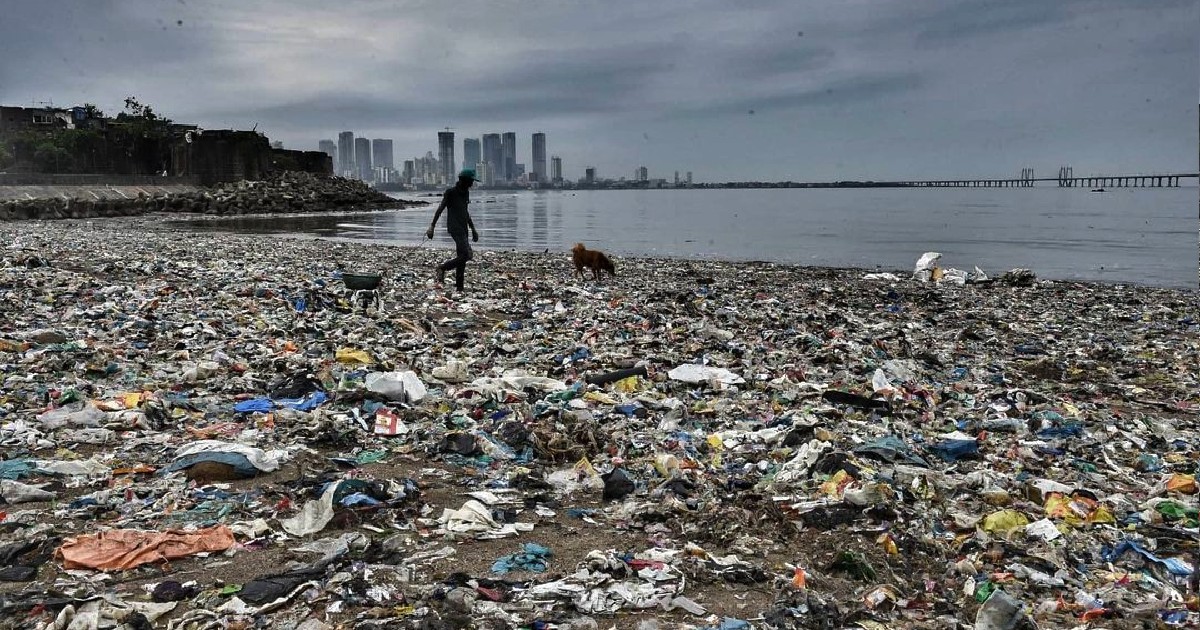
[894,169,1196,189]
[703,171,1198,189]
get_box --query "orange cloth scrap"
[56,525,235,571]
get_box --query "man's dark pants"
[439,232,473,290]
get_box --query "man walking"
[426,169,480,291]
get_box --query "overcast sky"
[1,0,1196,181]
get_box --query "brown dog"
[572,243,616,281]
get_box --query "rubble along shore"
[0,219,1198,629]
[0,171,425,222]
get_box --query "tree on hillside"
[82,103,105,120]
[121,97,156,120]
[113,96,175,173]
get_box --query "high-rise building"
[355,137,372,180]
[437,131,455,185]
[403,160,415,184]
[584,167,596,184]
[481,134,502,185]
[319,140,337,168]
[551,156,562,183]
[422,151,437,184]
[674,171,680,185]
[477,161,494,186]
[636,166,648,182]
[686,171,693,185]
[337,131,355,177]
[463,138,481,173]
[531,132,546,183]
[501,132,516,182]
[371,139,394,171]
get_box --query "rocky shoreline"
[0,171,426,222]
[0,220,1197,629]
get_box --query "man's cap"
[458,168,479,181]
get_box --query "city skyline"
[319,127,690,187]
[2,1,1192,181]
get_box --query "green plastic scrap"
[975,580,995,602]
[827,551,876,581]
[355,450,389,464]
[1156,501,1199,525]
[546,389,578,402]
[57,389,84,405]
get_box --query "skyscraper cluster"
[321,132,397,183]
[319,129,567,188]
[455,131,554,186]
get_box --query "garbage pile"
[0,219,1197,629]
[0,171,424,222]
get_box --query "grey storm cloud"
[676,73,924,118]
[0,0,1195,181]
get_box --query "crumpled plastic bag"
[974,589,1025,630]
[165,440,284,475]
[0,479,57,503]
[365,371,427,403]
[281,484,337,537]
[771,440,831,487]
[56,525,236,571]
[431,360,470,383]
[1103,539,1194,576]
[0,459,34,480]
[491,542,552,574]
[37,598,177,630]
[1024,518,1062,542]
[36,403,106,430]
[488,371,569,391]
[521,552,688,615]
[913,252,941,281]
[234,391,328,413]
[981,509,1029,536]
[293,532,367,567]
[182,360,221,383]
[440,499,500,533]
[667,364,744,385]
[335,348,373,365]
[871,369,894,395]
[438,499,534,539]
[33,458,111,478]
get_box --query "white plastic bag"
[667,364,744,385]
[365,371,427,403]
[913,252,941,282]
[431,361,469,383]
[281,484,337,536]
[0,479,57,503]
[36,403,105,430]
